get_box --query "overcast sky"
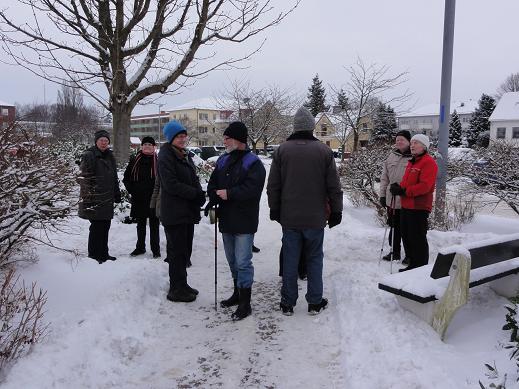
[1,0,518,115]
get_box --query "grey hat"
[293,107,315,132]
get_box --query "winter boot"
[231,288,252,321]
[308,298,328,315]
[252,245,260,253]
[130,248,146,256]
[220,279,239,308]
[402,256,410,265]
[280,302,294,316]
[382,252,401,261]
[167,287,196,303]
[185,284,199,295]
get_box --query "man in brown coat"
[267,107,343,316]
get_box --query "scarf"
[131,150,157,181]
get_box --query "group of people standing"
[379,130,438,272]
[77,106,343,320]
[77,105,437,321]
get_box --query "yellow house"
[314,111,372,154]
[167,98,232,146]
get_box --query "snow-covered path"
[3,162,519,388]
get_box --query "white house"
[397,100,477,139]
[489,91,519,146]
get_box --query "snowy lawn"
[3,177,519,388]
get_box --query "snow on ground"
[3,163,519,388]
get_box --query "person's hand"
[328,212,342,228]
[204,201,215,217]
[390,183,405,196]
[270,209,280,222]
[379,197,386,208]
[216,189,228,201]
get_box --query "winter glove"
[270,209,280,223]
[389,183,405,196]
[328,212,342,229]
[204,201,215,217]
[196,190,206,207]
[379,197,386,208]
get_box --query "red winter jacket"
[399,152,438,212]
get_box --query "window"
[199,112,208,120]
[362,123,368,130]
[213,113,217,120]
[320,124,327,136]
[198,126,208,133]
[212,127,216,133]
[326,141,330,146]
[1,108,8,116]
[359,140,368,148]
[496,127,506,139]
[513,127,519,139]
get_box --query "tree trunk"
[353,129,359,152]
[112,105,131,165]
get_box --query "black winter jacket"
[78,146,121,220]
[158,143,204,226]
[123,151,157,218]
[207,149,266,234]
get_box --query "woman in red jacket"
[390,134,438,272]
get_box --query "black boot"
[167,287,196,303]
[220,279,239,308]
[231,287,252,321]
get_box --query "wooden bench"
[378,234,519,339]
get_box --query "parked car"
[200,145,225,160]
[187,146,202,156]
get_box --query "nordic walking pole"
[389,196,396,274]
[214,204,218,312]
[378,225,389,265]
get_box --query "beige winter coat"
[379,148,412,209]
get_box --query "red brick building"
[0,101,15,129]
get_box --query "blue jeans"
[222,233,255,288]
[281,228,324,306]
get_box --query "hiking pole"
[378,224,389,265]
[214,204,218,312]
[389,196,396,274]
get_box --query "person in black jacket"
[206,122,266,321]
[78,129,121,263]
[158,121,206,303]
[123,136,160,258]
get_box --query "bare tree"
[332,58,409,152]
[0,0,299,162]
[496,72,519,99]
[218,79,298,152]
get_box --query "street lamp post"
[157,103,164,145]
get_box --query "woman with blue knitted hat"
[158,120,206,303]
[123,136,160,258]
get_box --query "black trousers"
[400,209,429,268]
[88,220,111,259]
[387,208,402,257]
[164,224,194,290]
[135,215,160,253]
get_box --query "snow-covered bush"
[0,123,77,267]
[339,143,391,223]
[0,269,48,378]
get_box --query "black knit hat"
[94,129,110,143]
[141,136,156,145]
[395,130,411,142]
[223,121,248,144]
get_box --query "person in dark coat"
[123,136,160,258]
[205,121,266,321]
[78,129,121,264]
[267,107,343,316]
[158,120,206,303]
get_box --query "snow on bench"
[378,233,519,340]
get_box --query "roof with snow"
[0,100,14,107]
[399,99,478,118]
[489,92,519,121]
[166,97,232,112]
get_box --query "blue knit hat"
[163,120,187,143]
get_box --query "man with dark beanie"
[158,120,206,303]
[123,136,160,258]
[78,129,121,263]
[267,107,343,316]
[379,130,412,263]
[205,121,266,321]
